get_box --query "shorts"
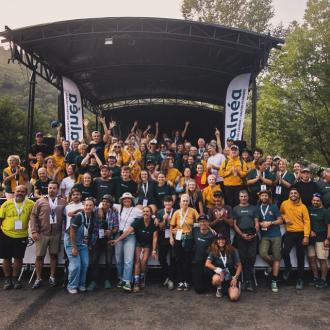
[259,236,282,261]
[135,241,152,249]
[35,233,61,257]
[307,243,329,260]
[0,230,28,259]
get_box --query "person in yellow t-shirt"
[219,145,248,207]
[170,193,199,291]
[202,174,221,210]
[0,185,35,289]
[280,188,310,289]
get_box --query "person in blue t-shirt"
[257,190,283,293]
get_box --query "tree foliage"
[257,0,330,166]
[181,0,274,33]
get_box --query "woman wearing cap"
[192,215,216,293]
[202,174,221,210]
[87,194,119,291]
[186,180,204,215]
[112,192,143,291]
[205,234,242,301]
[170,194,199,291]
[64,198,97,294]
[3,155,28,200]
[136,170,157,213]
[112,206,158,292]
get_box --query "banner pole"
[251,76,257,149]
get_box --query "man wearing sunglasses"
[280,187,311,289]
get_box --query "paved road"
[0,273,329,330]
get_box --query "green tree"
[181,0,274,33]
[257,0,330,166]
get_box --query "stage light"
[104,37,113,45]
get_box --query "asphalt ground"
[0,270,329,330]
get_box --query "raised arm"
[83,119,91,144]
[154,122,159,141]
[181,121,190,138]
[215,128,223,153]
[56,123,63,144]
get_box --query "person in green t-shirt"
[246,159,275,205]
[307,193,330,289]
[317,168,330,209]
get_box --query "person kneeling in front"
[205,233,242,301]
[64,198,97,294]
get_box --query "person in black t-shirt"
[136,170,157,213]
[72,172,96,201]
[112,166,137,203]
[33,167,51,198]
[94,166,113,203]
[205,233,242,301]
[192,215,216,294]
[294,168,318,207]
[29,132,50,162]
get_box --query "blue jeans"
[115,234,136,283]
[64,238,89,289]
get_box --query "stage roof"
[1,17,283,111]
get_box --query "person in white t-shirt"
[113,192,142,291]
[207,145,226,183]
[60,164,77,200]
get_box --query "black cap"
[213,191,224,198]
[198,215,209,222]
[102,194,113,203]
[216,232,228,240]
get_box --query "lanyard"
[12,167,19,186]
[260,204,270,220]
[279,171,287,184]
[142,182,149,197]
[13,198,26,218]
[165,208,174,220]
[48,197,58,210]
[120,207,134,230]
[82,213,91,230]
[256,170,265,179]
[179,208,189,227]
[219,251,227,268]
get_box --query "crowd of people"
[0,118,329,301]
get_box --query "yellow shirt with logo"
[0,198,35,238]
[166,168,182,185]
[202,184,221,209]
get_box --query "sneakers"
[163,278,169,286]
[122,281,132,292]
[271,280,279,293]
[282,268,292,281]
[78,286,86,292]
[104,280,112,289]
[67,287,78,294]
[216,286,222,298]
[167,280,174,291]
[87,281,97,291]
[308,277,319,286]
[296,278,304,290]
[140,277,145,289]
[3,278,13,290]
[315,279,328,289]
[49,276,57,288]
[32,279,42,289]
[245,281,254,292]
[117,280,125,288]
[177,282,185,291]
[133,283,140,293]
[13,280,22,290]
[183,282,190,291]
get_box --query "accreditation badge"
[164,229,170,239]
[14,220,23,230]
[275,186,282,195]
[175,229,183,241]
[142,199,148,207]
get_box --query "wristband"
[152,250,157,254]
[214,267,222,274]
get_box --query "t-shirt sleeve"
[207,252,215,262]
[130,217,141,231]
[71,213,82,228]
[273,205,281,219]
[246,170,254,180]
[253,206,259,219]
[232,207,238,221]
[286,173,295,185]
[325,209,330,224]
[170,211,179,226]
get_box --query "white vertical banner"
[62,77,83,142]
[225,73,251,141]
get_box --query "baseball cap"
[35,132,43,138]
[102,194,113,203]
[301,168,311,173]
[216,233,228,241]
[230,144,239,150]
[150,139,157,144]
[198,215,209,222]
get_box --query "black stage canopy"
[1,17,283,106]
[1,17,283,143]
